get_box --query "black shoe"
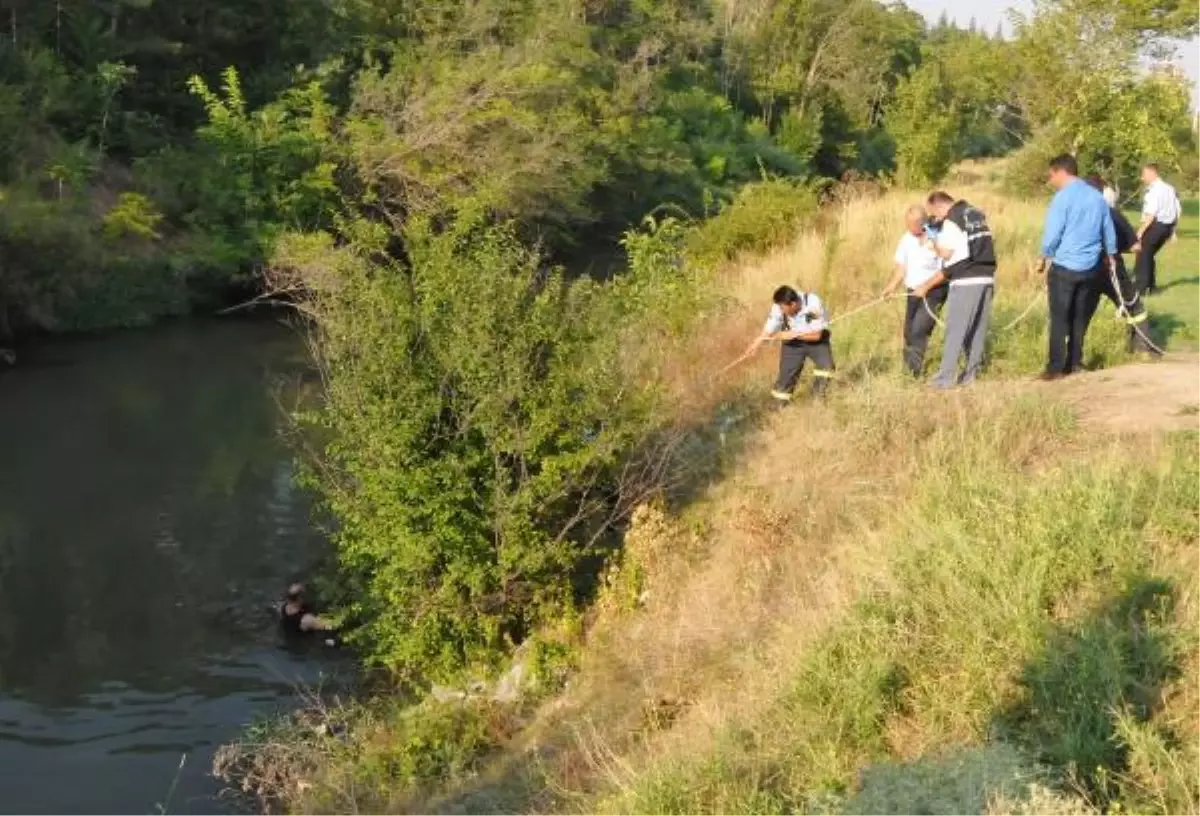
[1038,371,1066,382]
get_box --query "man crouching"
[741,285,835,402]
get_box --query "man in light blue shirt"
[1035,154,1118,379]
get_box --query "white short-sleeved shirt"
[936,219,970,267]
[763,292,828,336]
[1142,179,1180,225]
[893,232,942,289]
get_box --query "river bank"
[213,183,1199,814]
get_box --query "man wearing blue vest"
[1035,154,1118,380]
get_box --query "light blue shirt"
[1040,178,1117,273]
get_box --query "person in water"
[279,583,337,643]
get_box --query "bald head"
[905,205,927,236]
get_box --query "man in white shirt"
[1133,163,1181,295]
[912,192,996,389]
[883,205,947,376]
[739,285,835,401]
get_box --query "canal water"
[0,319,341,814]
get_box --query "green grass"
[598,412,1199,816]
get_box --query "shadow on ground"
[808,575,1184,816]
[1156,275,1198,293]
[992,575,1182,808]
[1146,311,1188,349]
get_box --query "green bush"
[0,186,187,330]
[285,208,697,683]
[685,179,820,271]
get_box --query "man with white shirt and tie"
[882,205,947,376]
[1133,163,1181,295]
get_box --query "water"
[0,318,341,814]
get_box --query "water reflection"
[0,319,338,814]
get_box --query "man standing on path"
[739,285,835,402]
[911,191,996,389]
[883,205,947,377]
[1133,163,1181,295]
[1036,154,1118,381]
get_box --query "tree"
[887,59,960,186]
[1006,0,1198,190]
[270,210,691,680]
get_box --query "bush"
[280,209,693,683]
[0,186,187,330]
[685,179,820,271]
[215,696,506,814]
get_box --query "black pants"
[902,284,948,376]
[1047,264,1101,374]
[773,333,835,400]
[1096,256,1153,353]
[1134,220,1174,294]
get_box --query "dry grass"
[435,185,1197,815]
[239,179,1198,815]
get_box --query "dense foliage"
[274,211,703,680]
[2,0,1195,679]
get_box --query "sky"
[902,0,1200,107]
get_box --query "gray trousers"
[932,284,993,387]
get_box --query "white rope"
[715,272,1165,379]
[825,293,904,326]
[921,295,944,328]
[1105,262,1168,357]
[996,289,1046,333]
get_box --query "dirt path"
[1040,353,1200,433]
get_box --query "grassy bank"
[1142,198,1200,349]
[219,183,1199,815]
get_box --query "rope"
[996,289,1046,333]
[921,295,944,328]
[825,293,904,326]
[716,272,1166,379]
[1105,262,1169,357]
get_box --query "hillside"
[220,181,1200,815]
[444,187,1200,816]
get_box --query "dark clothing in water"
[279,602,310,636]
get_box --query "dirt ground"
[1042,353,1200,433]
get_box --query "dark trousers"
[1096,256,1153,353]
[1134,220,1174,294]
[902,284,948,376]
[773,332,835,400]
[1047,264,1101,374]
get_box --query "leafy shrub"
[281,210,688,682]
[102,192,163,240]
[887,60,960,187]
[685,179,819,271]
